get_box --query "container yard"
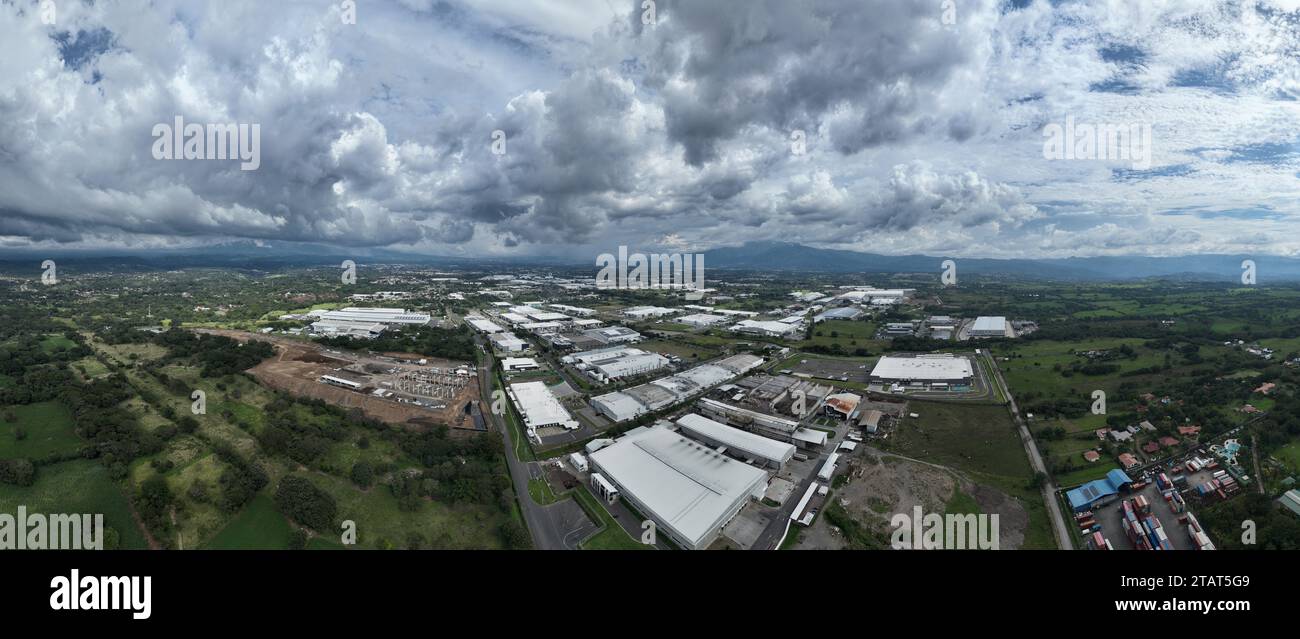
[1083,449,1242,550]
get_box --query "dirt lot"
[795,448,1028,550]
[197,329,482,432]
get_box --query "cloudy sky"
[3,0,1300,259]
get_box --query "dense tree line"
[154,330,274,377]
[274,475,338,532]
[389,426,509,509]
[211,442,269,512]
[1199,493,1300,550]
[0,459,35,486]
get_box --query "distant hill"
[3,239,1298,282]
[697,241,1300,282]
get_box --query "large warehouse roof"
[676,413,796,467]
[589,427,767,550]
[465,316,504,333]
[508,381,577,430]
[870,355,973,381]
[971,316,1008,333]
[315,308,431,325]
[591,392,648,422]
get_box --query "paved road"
[982,350,1072,550]
[752,419,849,550]
[475,339,597,550]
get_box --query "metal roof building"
[465,316,505,333]
[489,332,529,352]
[309,319,387,339]
[814,307,863,322]
[971,316,1009,337]
[589,426,768,550]
[730,319,801,337]
[314,307,431,325]
[1065,469,1133,512]
[562,347,670,382]
[870,354,974,384]
[676,413,796,470]
[507,381,578,438]
[677,313,729,327]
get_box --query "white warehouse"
[562,346,670,382]
[870,354,974,389]
[588,426,768,550]
[970,316,1011,338]
[676,413,796,470]
[507,381,578,439]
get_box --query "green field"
[1274,440,1300,475]
[39,334,77,354]
[204,494,294,550]
[890,401,1028,478]
[310,472,507,550]
[0,459,149,549]
[638,338,720,361]
[0,401,82,460]
[886,400,1055,549]
[800,319,880,351]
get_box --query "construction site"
[197,329,483,432]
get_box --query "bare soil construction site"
[795,449,1029,550]
[197,329,483,432]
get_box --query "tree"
[350,461,374,488]
[274,475,338,532]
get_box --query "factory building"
[501,358,541,372]
[489,332,529,352]
[309,319,387,339]
[507,381,579,439]
[548,304,596,317]
[519,321,564,335]
[970,316,1011,338]
[676,413,796,470]
[870,354,974,390]
[730,319,801,338]
[312,307,431,326]
[499,312,531,326]
[320,374,364,390]
[677,313,729,328]
[813,307,863,322]
[588,426,769,550]
[590,354,764,422]
[562,346,670,382]
[823,393,862,420]
[582,326,644,345]
[465,316,505,334]
[883,322,916,336]
[622,306,680,320]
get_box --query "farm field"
[0,401,81,460]
[204,494,295,550]
[0,459,149,549]
[884,399,1055,548]
[309,471,508,550]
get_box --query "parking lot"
[787,356,874,383]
